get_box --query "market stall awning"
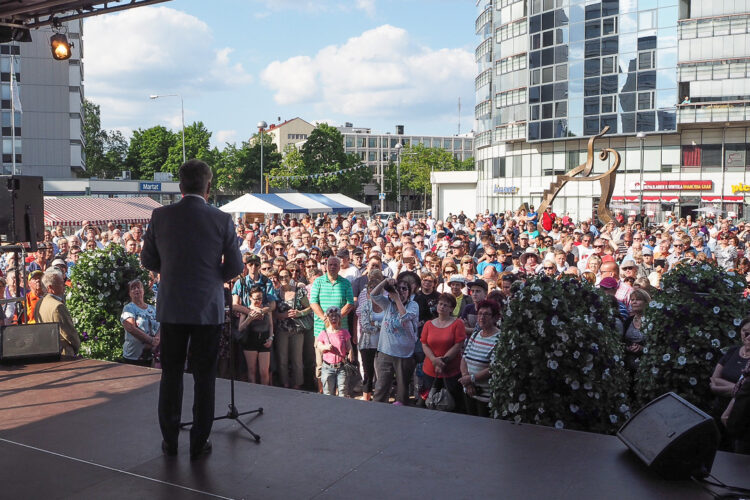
[322,193,371,212]
[303,193,352,214]
[273,193,331,213]
[44,196,163,228]
[701,196,743,202]
[219,194,286,214]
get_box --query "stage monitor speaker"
[0,175,44,244]
[0,323,60,361]
[617,392,719,480]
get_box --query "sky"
[82,0,477,150]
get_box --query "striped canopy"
[220,193,371,215]
[44,196,163,228]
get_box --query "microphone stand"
[180,290,263,442]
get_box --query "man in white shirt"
[337,248,361,283]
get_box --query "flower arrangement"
[67,244,152,361]
[489,275,631,434]
[635,261,749,411]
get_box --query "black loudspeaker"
[0,175,44,244]
[0,323,60,361]
[617,392,719,480]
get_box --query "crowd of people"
[1,203,749,451]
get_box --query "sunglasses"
[305,264,316,268]
[261,266,271,271]
[544,266,556,270]
[594,245,604,248]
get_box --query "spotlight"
[50,33,72,60]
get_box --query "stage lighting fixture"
[50,33,72,60]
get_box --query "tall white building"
[3,20,84,177]
[475,0,750,221]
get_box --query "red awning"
[612,196,673,202]
[701,196,743,202]
[44,197,163,228]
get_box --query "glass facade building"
[474,0,750,221]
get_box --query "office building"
[475,0,750,221]
[3,21,84,177]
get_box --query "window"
[492,157,506,178]
[602,16,618,35]
[496,88,528,108]
[682,145,700,167]
[497,53,528,75]
[601,95,614,113]
[701,145,722,167]
[602,55,617,74]
[638,51,654,70]
[497,18,528,41]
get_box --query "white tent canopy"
[219,194,286,214]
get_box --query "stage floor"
[1,359,749,499]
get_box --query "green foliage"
[268,144,305,190]
[82,99,127,178]
[635,262,749,411]
[67,244,152,361]
[384,144,473,204]
[162,121,217,175]
[490,276,631,434]
[125,125,177,180]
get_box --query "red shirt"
[421,318,466,378]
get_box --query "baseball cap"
[336,248,350,259]
[601,255,615,263]
[448,274,466,284]
[468,279,488,292]
[599,277,618,289]
[620,258,637,269]
[51,259,67,268]
[29,270,43,279]
[642,247,653,256]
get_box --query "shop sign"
[493,185,519,195]
[632,180,712,191]
[139,182,162,192]
[731,183,750,195]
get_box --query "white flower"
[590,306,596,313]
[713,306,720,314]
[531,293,543,302]
[705,352,713,360]
[547,360,559,370]
[538,407,545,414]
[550,315,559,326]
[679,347,686,353]
[571,380,580,390]
[728,331,736,338]
[573,351,580,359]
[583,382,592,390]
[554,350,563,357]
[711,339,720,348]
[642,347,648,354]
[689,377,698,386]
[552,298,559,308]
[519,393,527,402]
[554,420,564,429]
[734,318,742,326]
[619,404,629,413]
[677,356,687,365]
[651,367,659,375]
[514,415,522,423]
[649,301,657,308]
[570,404,579,413]
[662,353,671,362]
[702,264,711,271]
[610,415,618,423]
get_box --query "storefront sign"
[493,185,519,195]
[139,182,162,192]
[731,183,750,195]
[632,180,712,191]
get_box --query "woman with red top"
[420,292,467,412]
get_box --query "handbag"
[425,377,455,412]
[292,285,314,332]
[343,360,363,396]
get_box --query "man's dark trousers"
[159,323,222,453]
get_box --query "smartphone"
[654,259,666,268]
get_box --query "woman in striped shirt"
[459,299,502,417]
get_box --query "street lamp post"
[394,142,402,214]
[637,132,646,214]
[258,121,267,193]
[149,94,185,163]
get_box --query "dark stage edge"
[1,360,749,499]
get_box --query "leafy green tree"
[296,123,372,196]
[268,144,306,190]
[81,99,127,178]
[383,144,465,209]
[162,121,215,175]
[125,126,176,180]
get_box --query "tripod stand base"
[180,404,263,442]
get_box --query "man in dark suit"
[141,159,243,460]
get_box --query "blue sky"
[83,0,477,149]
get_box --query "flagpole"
[10,50,16,175]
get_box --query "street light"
[394,142,402,214]
[257,121,267,193]
[149,94,185,163]
[637,132,646,214]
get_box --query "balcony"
[678,100,750,124]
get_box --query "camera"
[383,281,397,294]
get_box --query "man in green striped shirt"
[309,257,354,337]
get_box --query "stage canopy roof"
[44,196,163,227]
[220,193,371,215]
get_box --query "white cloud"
[254,0,376,15]
[216,130,238,146]
[355,0,376,16]
[83,6,252,131]
[260,25,473,121]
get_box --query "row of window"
[528,109,677,140]
[679,58,750,82]
[343,136,473,150]
[476,38,492,62]
[496,88,527,108]
[682,145,750,168]
[497,53,527,75]
[497,0,523,9]
[286,134,307,140]
[497,18,527,42]
[475,68,492,90]
[680,14,750,39]
[476,99,492,118]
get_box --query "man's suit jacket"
[141,195,243,325]
[35,294,80,357]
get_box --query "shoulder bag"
[425,376,455,412]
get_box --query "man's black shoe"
[190,440,212,461]
[161,440,178,457]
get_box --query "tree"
[124,126,176,180]
[162,121,215,175]
[383,144,468,210]
[268,144,305,190]
[82,99,127,178]
[297,123,372,197]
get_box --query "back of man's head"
[179,159,212,195]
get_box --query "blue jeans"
[321,362,347,397]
